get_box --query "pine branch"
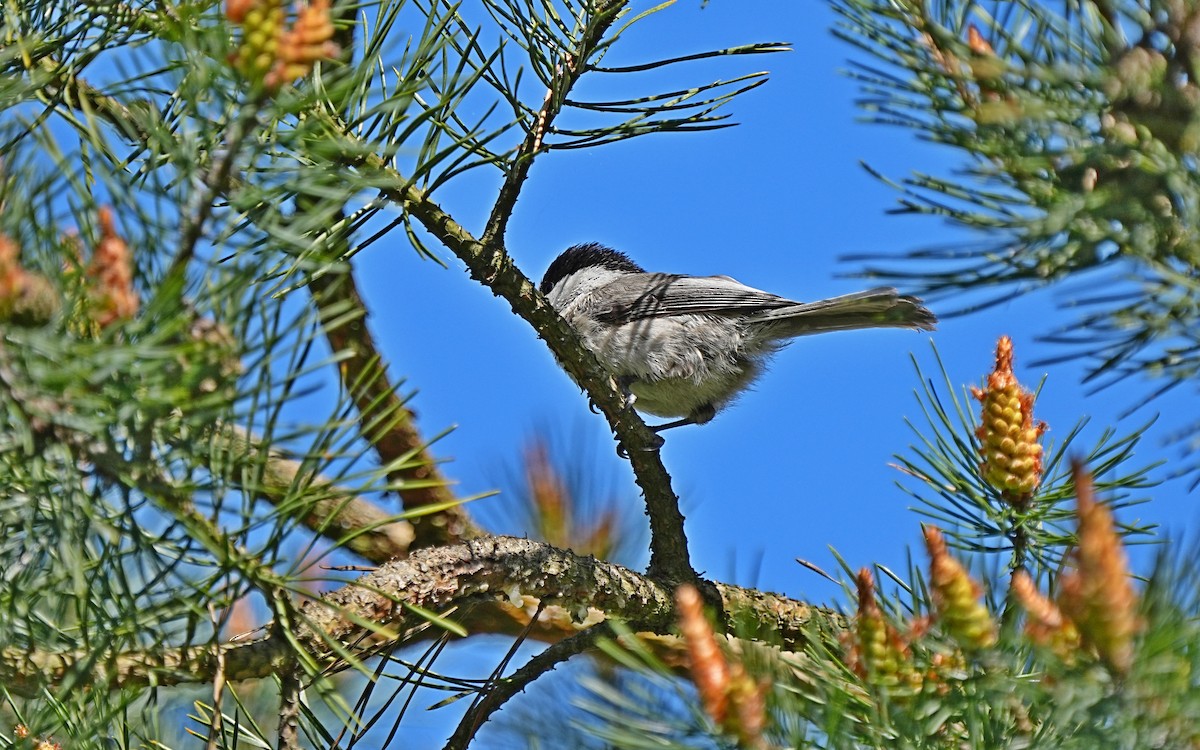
[306,243,482,548]
[0,537,843,696]
[208,424,418,562]
[277,660,303,750]
[369,165,696,585]
[30,56,152,144]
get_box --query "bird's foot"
[616,432,665,459]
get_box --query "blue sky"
[355,0,1198,611]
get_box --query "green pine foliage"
[833,0,1200,481]
[565,340,1198,749]
[2,0,1199,748]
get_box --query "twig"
[480,0,626,249]
[170,97,263,284]
[209,424,419,562]
[443,625,605,750]
[277,660,303,750]
[206,604,228,750]
[34,57,152,144]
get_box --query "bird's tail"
[749,287,937,337]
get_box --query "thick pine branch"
[0,537,843,696]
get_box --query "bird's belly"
[588,318,761,419]
[627,376,746,418]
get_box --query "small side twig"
[443,625,606,750]
[170,97,263,284]
[206,603,228,750]
[480,0,626,249]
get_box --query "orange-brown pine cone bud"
[1011,571,1081,659]
[88,207,138,327]
[971,336,1046,503]
[1057,461,1141,675]
[924,526,997,649]
[0,234,60,325]
[226,0,254,22]
[676,584,730,725]
[676,584,769,746]
[266,0,339,89]
[922,649,968,696]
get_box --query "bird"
[538,242,937,433]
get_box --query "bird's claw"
[615,432,665,459]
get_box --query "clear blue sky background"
[358,0,1195,597]
[347,0,1195,739]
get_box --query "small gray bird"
[539,243,937,432]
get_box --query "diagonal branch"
[208,424,418,562]
[306,251,482,548]
[371,169,695,585]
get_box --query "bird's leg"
[649,403,716,433]
[613,378,669,457]
[648,417,695,433]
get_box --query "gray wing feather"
[592,276,937,334]
[592,274,794,322]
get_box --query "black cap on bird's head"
[539,243,646,294]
